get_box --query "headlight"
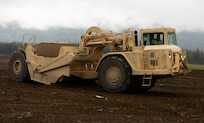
[168,50,172,59]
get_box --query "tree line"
[0,42,203,65]
[185,48,204,65]
[0,42,20,55]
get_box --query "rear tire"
[8,51,30,82]
[98,56,131,93]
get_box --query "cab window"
[168,32,177,45]
[143,33,164,45]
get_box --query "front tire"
[8,51,30,82]
[98,56,131,93]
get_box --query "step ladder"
[142,74,152,86]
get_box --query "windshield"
[143,33,164,45]
[168,32,177,45]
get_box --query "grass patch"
[189,64,204,70]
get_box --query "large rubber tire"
[98,56,132,93]
[8,51,30,82]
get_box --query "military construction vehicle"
[8,26,190,92]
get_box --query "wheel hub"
[105,66,121,84]
[13,59,22,74]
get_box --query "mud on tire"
[8,51,30,82]
[98,56,132,93]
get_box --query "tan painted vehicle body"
[8,26,190,92]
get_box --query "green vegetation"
[189,64,204,70]
[186,48,204,65]
[0,42,19,55]
[0,42,79,56]
[0,42,204,66]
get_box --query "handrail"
[22,34,36,47]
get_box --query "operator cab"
[139,28,177,46]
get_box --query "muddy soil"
[0,57,203,123]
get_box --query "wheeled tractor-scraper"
[8,26,190,92]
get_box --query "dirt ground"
[0,56,203,123]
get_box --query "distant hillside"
[177,31,204,50]
[0,24,84,43]
[0,25,204,50]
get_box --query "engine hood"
[144,45,182,52]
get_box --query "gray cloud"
[0,0,204,32]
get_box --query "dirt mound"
[188,70,204,78]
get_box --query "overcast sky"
[0,0,204,32]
